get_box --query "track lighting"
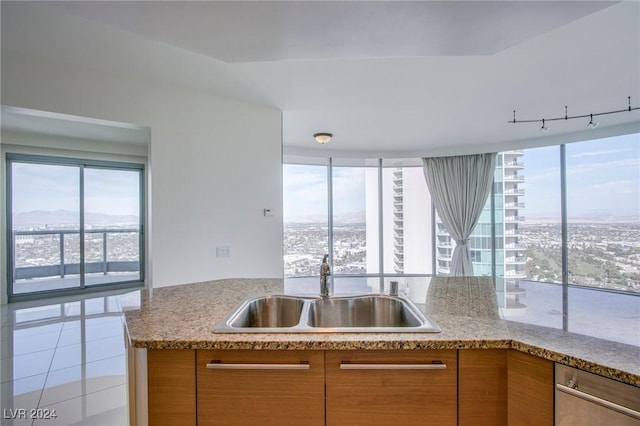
[509,96,638,130]
[540,119,549,132]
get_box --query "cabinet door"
[326,350,457,426]
[197,350,325,426]
[147,349,196,426]
[507,350,553,426]
[459,349,508,426]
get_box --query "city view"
[284,221,640,294]
[8,159,143,293]
[14,222,140,268]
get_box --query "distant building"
[435,151,527,314]
[364,154,527,313]
[365,166,433,276]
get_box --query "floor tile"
[0,350,55,383]
[49,335,125,372]
[1,329,61,359]
[33,384,128,426]
[1,373,47,420]
[57,320,124,348]
[39,355,126,407]
[2,290,130,426]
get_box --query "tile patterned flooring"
[1,289,140,426]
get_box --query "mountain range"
[14,210,139,227]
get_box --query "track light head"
[540,119,549,132]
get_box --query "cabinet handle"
[556,383,640,420]
[340,363,446,370]
[206,362,310,370]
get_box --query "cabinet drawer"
[326,350,457,426]
[197,350,325,426]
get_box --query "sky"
[12,133,639,223]
[524,132,640,220]
[283,164,368,222]
[11,163,141,217]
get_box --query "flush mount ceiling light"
[313,132,333,144]
[509,96,638,131]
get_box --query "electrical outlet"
[216,246,231,258]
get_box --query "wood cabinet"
[137,348,556,426]
[196,350,325,426]
[507,350,554,426]
[147,349,197,426]
[459,349,508,426]
[325,350,457,426]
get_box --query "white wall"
[1,50,283,301]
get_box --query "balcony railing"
[503,175,525,182]
[12,228,140,281]
[504,189,525,196]
[505,216,525,222]
[505,202,525,208]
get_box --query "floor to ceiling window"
[283,159,433,295]
[332,165,378,275]
[283,134,639,346]
[282,163,329,278]
[7,154,144,299]
[503,134,639,346]
[565,134,640,344]
[502,145,563,328]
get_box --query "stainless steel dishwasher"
[555,364,640,426]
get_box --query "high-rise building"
[361,156,525,313]
[365,166,433,276]
[435,151,527,313]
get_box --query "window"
[283,159,434,293]
[283,137,639,347]
[504,134,640,346]
[7,154,144,298]
[565,134,640,343]
[381,166,432,275]
[502,146,563,327]
[332,166,378,274]
[283,164,328,278]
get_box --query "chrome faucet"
[320,254,332,297]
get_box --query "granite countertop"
[122,277,639,387]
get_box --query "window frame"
[6,153,145,301]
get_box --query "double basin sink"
[213,293,441,333]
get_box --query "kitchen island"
[123,276,638,384]
[123,277,639,425]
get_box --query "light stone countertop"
[122,277,639,387]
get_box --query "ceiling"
[2,1,639,157]
[1,106,150,146]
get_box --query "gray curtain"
[422,153,497,276]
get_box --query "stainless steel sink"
[213,294,440,333]
[306,295,425,328]
[227,295,305,328]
